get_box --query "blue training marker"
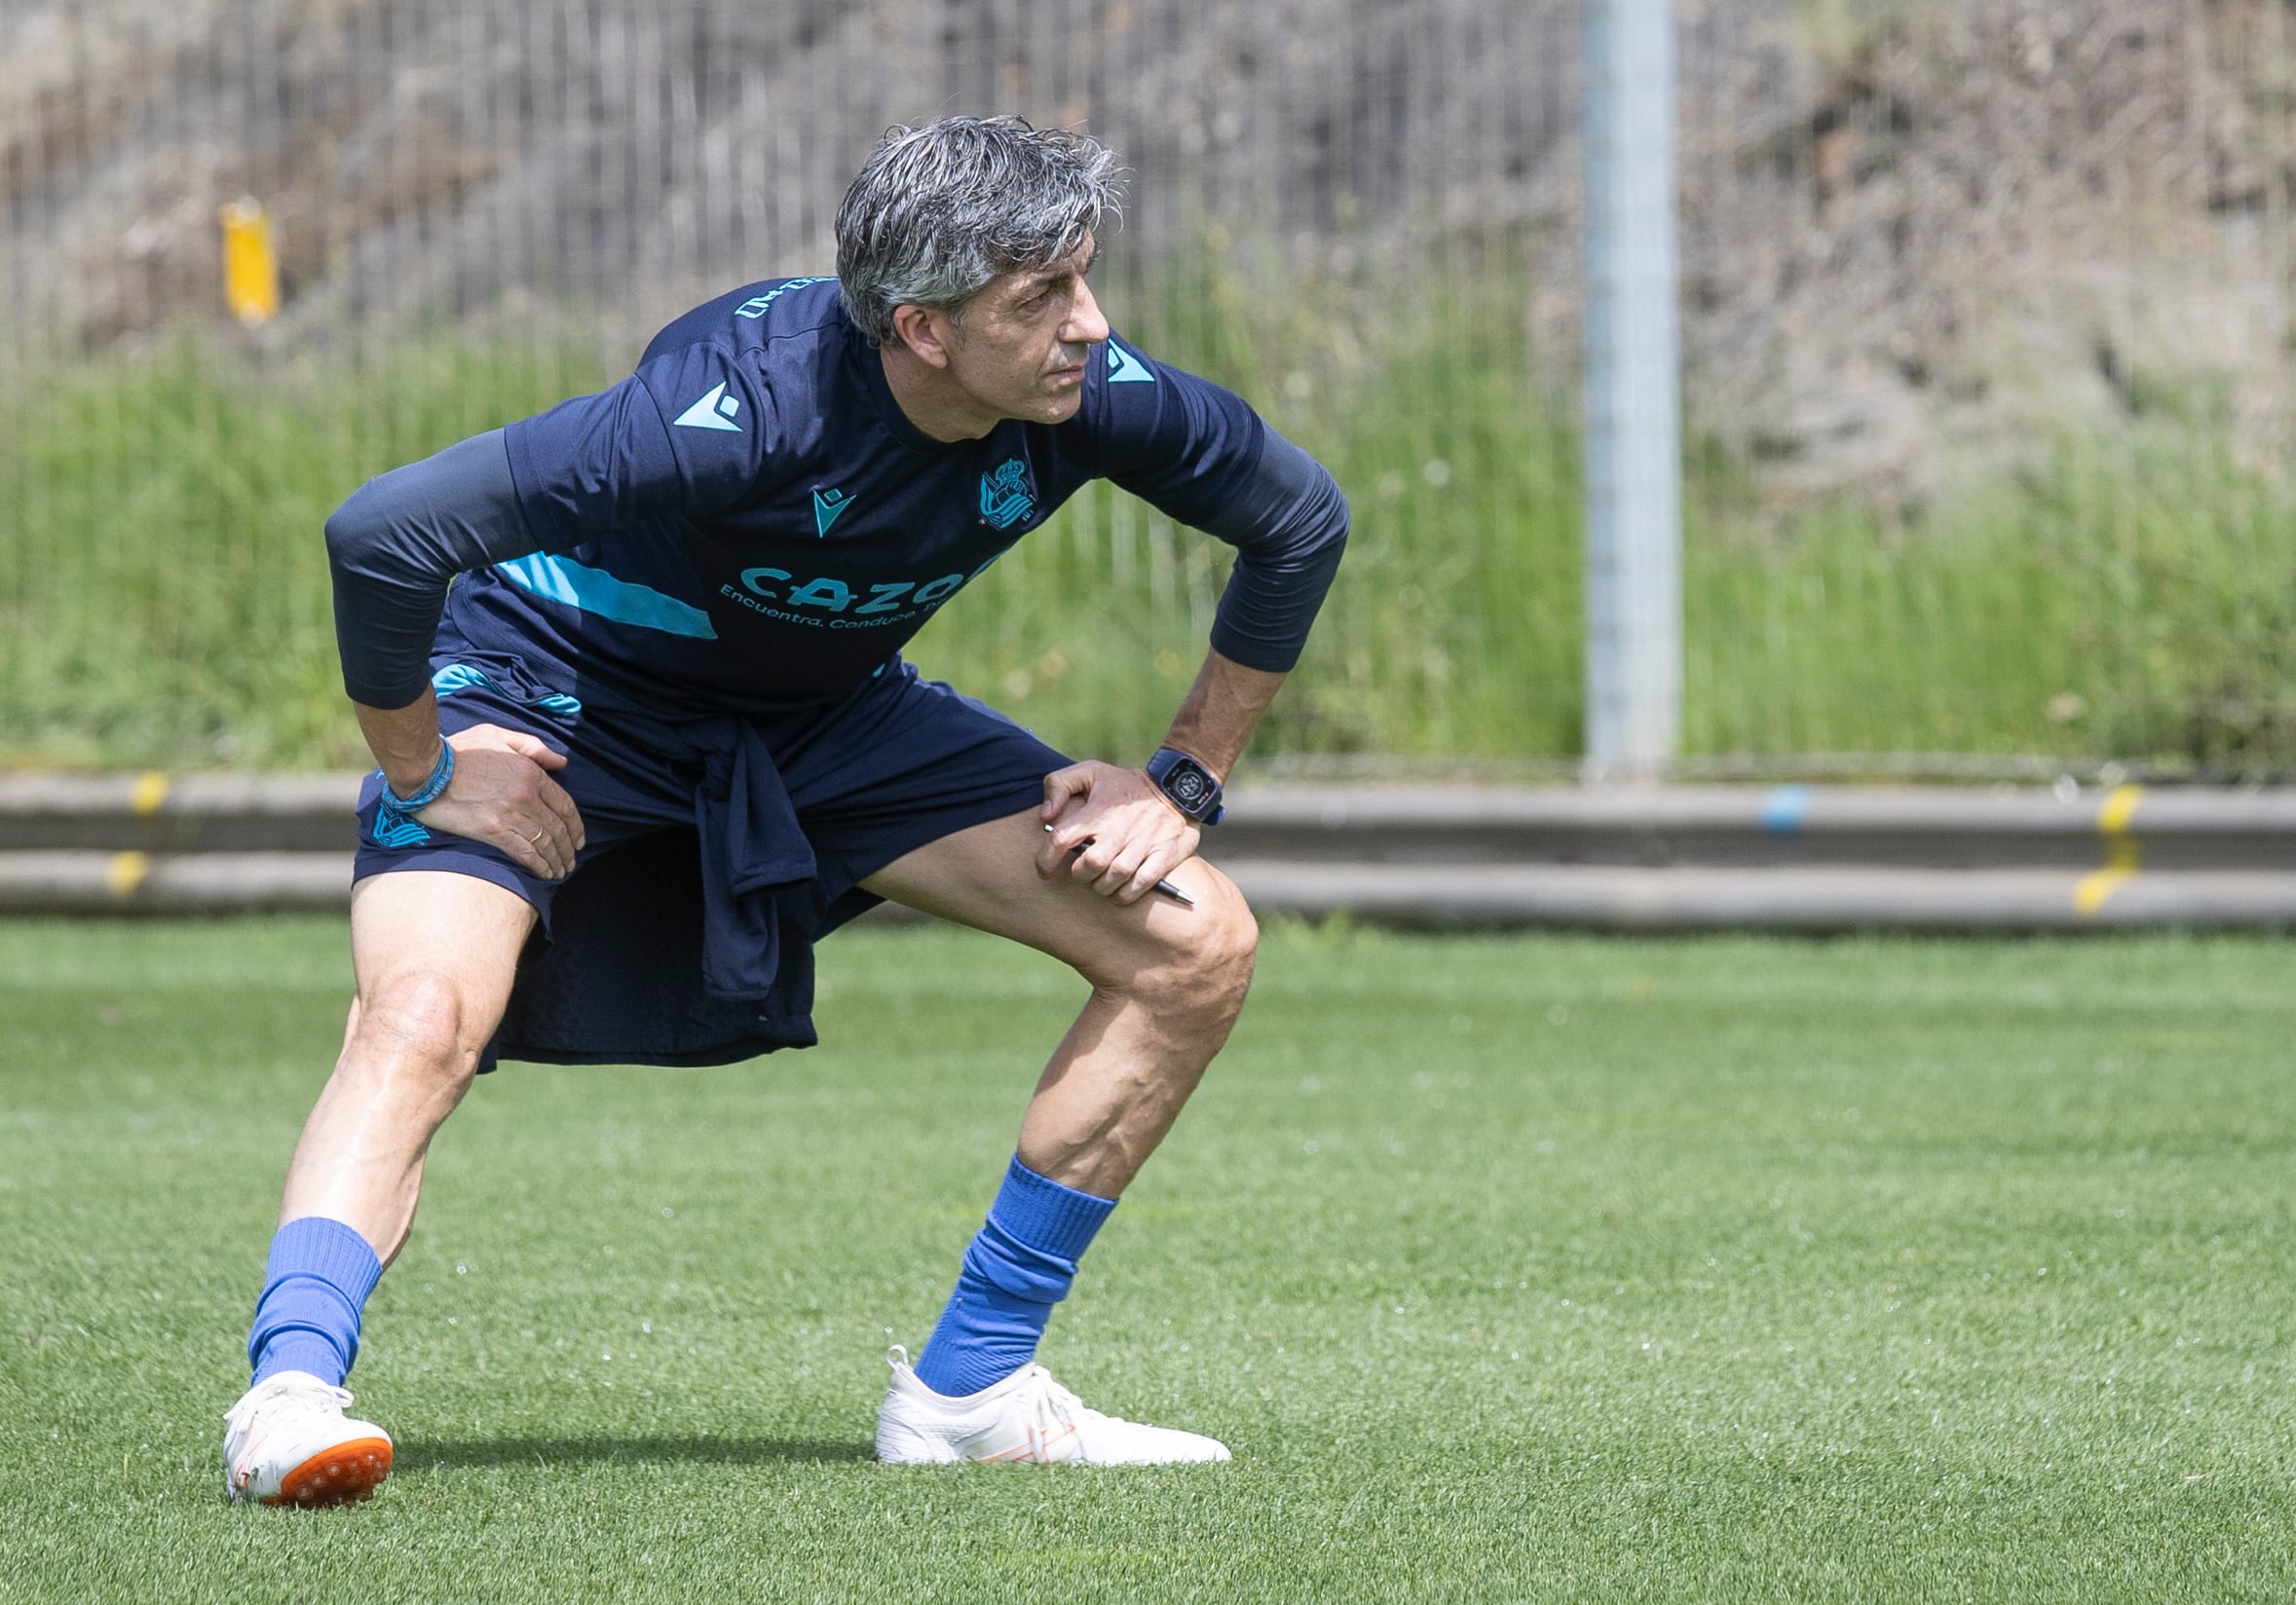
[1760,785,1814,836]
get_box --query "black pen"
[1042,824,1194,907]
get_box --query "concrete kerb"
[5,774,2296,929]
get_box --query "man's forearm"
[1159,648,1287,779]
[356,691,445,796]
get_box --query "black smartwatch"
[1147,747,1225,826]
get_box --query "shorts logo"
[368,802,433,849]
[812,486,854,537]
[978,458,1036,530]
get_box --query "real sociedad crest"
[978,457,1037,531]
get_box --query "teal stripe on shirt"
[495,553,718,639]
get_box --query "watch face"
[1163,758,1215,813]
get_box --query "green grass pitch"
[4,917,2294,1602]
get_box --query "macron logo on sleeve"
[1105,340,1156,384]
[674,381,743,431]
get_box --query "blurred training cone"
[218,197,281,326]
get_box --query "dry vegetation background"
[7,0,2296,503]
[8,1,2296,771]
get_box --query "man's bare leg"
[282,871,538,1260]
[863,807,1253,1462]
[860,806,1259,1198]
[225,870,535,1507]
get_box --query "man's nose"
[1065,280,1111,348]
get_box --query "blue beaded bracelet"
[383,741,455,812]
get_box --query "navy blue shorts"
[353,653,1069,1069]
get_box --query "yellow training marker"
[131,770,170,816]
[219,198,281,327]
[106,851,153,900]
[2073,784,2144,917]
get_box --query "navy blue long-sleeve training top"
[326,277,1349,717]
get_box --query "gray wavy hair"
[836,116,1123,348]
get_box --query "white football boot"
[222,1370,394,1506]
[875,1346,1230,1465]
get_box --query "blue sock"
[247,1216,384,1387]
[913,1155,1117,1398]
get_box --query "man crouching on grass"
[221,115,1348,1503]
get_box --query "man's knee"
[346,971,490,1088]
[341,870,531,1092]
[1187,879,1260,1007]
[1104,872,1260,1025]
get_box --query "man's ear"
[890,304,955,369]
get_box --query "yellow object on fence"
[2073,785,2145,917]
[217,197,280,326]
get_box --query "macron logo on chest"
[674,382,743,431]
[812,487,853,537]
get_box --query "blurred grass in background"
[1683,407,2296,773]
[0,336,600,768]
[4,246,2292,773]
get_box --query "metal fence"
[4,1,2294,776]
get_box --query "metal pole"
[1582,0,1682,782]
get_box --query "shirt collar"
[845,319,962,456]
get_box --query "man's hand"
[411,725,586,880]
[1038,760,1201,905]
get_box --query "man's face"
[936,235,1111,426]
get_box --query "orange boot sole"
[268,1437,394,1507]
